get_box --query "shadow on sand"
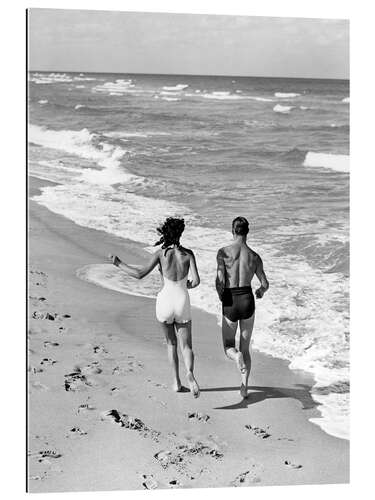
[200,384,318,411]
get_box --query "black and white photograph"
[27,6,349,493]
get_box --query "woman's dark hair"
[154,217,185,251]
[232,216,249,236]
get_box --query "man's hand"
[108,254,121,267]
[255,287,265,299]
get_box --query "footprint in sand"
[284,460,303,470]
[29,473,47,481]
[230,468,261,486]
[32,312,56,321]
[64,371,92,391]
[169,479,183,488]
[188,412,210,423]
[29,296,46,302]
[29,449,62,462]
[109,386,124,396]
[154,441,224,470]
[141,474,158,489]
[93,345,108,355]
[77,403,96,415]
[43,341,59,348]
[29,365,44,374]
[80,362,103,375]
[40,358,57,367]
[147,379,167,389]
[66,427,88,438]
[101,409,160,440]
[245,424,271,439]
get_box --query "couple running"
[108,216,269,400]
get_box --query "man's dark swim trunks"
[222,286,255,321]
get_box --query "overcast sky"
[28,9,349,79]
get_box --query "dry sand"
[27,176,349,492]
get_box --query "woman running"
[109,217,200,398]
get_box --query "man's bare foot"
[187,372,200,398]
[235,351,247,374]
[240,384,248,399]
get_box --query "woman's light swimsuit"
[156,274,191,324]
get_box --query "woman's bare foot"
[172,380,183,392]
[187,372,200,398]
[240,383,248,399]
[235,351,247,374]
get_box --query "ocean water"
[28,72,349,440]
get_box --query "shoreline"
[28,175,349,492]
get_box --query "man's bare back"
[216,241,268,298]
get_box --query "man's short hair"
[232,216,249,236]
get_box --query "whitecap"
[162,84,188,91]
[161,97,180,102]
[273,104,293,113]
[303,152,349,173]
[274,92,301,98]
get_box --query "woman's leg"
[158,321,182,391]
[175,321,200,398]
[238,314,255,398]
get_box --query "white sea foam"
[162,84,188,91]
[30,72,96,85]
[28,124,138,185]
[273,104,294,114]
[38,100,48,104]
[303,152,349,173]
[75,85,85,89]
[274,92,301,98]
[93,80,137,95]
[161,97,181,102]
[74,104,85,110]
[160,91,180,96]
[102,130,171,139]
[342,97,350,103]
[187,91,273,102]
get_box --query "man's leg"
[239,314,255,398]
[222,315,246,373]
[175,321,200,398]
[159,322,182,392]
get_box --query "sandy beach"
[27,176,349,492]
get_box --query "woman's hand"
[108,254,121,267]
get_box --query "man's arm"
[215,249,226,300]
[109,251,160,279]
[255,255,269,299]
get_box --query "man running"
[216,216,269,398]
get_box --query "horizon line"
[27,69,349,81]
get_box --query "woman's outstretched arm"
[108,251,160,279]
